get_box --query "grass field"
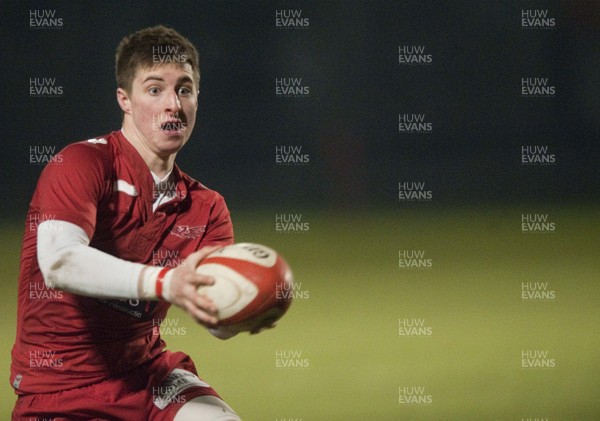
[1,206,599,420]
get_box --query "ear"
[116,87,132,115]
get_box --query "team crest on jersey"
[170,225,206,239]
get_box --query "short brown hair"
[115,25,200,92]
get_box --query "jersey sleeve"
[37,220,147,299]
[202,193,234,248]
[33,142,109,239]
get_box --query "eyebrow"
[141,75,194,84]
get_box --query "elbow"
[39,249,75,290]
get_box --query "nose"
[165,90,182,114]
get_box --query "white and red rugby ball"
[196,243,294,334]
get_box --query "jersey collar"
[114,130,190,209]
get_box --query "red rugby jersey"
[10,130,234,394]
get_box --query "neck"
[121,121,175,179]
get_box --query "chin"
[160,137,187,154]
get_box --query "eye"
[148,87,160,95]
[178,86,193,96]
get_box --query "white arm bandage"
[37,220,173,300]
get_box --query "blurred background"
[1,1,599,419]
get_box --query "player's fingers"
[168,272,212,302]
[182,250,204,270]
[195,292,218,315]
[184,272,215,287]
[184,298,218,326]
[197,244,222,259]
[184,245,221,269]
[179,277,217,312]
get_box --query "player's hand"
[168,246,221,328]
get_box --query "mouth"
[160,120,187,133]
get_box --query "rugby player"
[11,25,241,420]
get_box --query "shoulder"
[33,134,120,210]
[54,134,116,169]
[36,133,121,189]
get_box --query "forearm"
[37,220,172,300]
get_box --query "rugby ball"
[196,243,293,335]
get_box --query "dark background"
[0,0,598,216]
[1,2,600,419]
